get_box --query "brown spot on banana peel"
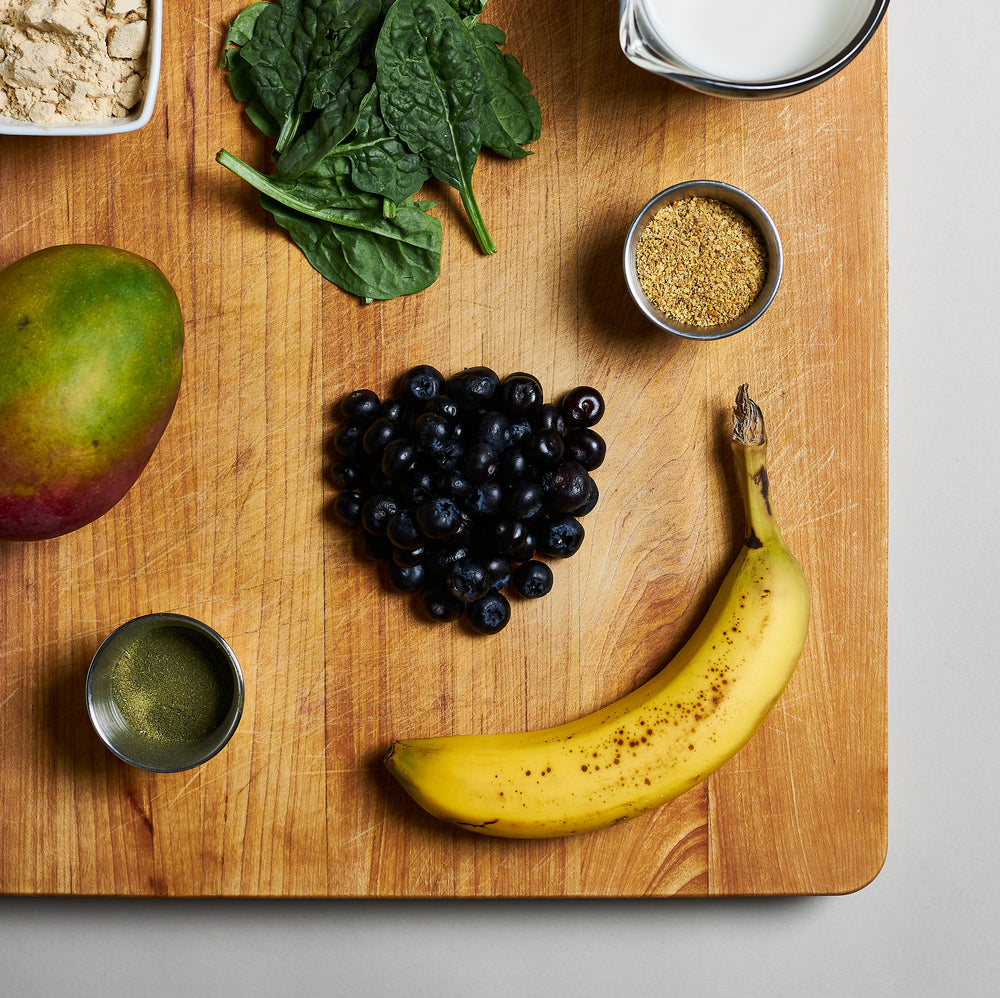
[752,466,771,514]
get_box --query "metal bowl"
[623,180,783,341]
[86,612,244,773]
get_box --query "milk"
[637,0,865,83]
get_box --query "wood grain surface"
[0,2,887,897]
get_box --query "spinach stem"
[275,111,300,155]
[217,149,367,229]
[460,183,496,255]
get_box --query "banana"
[384,386,810,838]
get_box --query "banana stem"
[731,385,782,549]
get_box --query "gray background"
[3,2,997,994]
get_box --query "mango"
[0,245,184,541]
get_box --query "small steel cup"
[86,612,244,773]
[623,180,783,341]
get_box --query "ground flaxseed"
[634,196,768,327]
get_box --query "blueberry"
[507,417,533,446]
[490,518,528,556]
[449,367,500,410]
[399,365,445,409]
[328,459,363,490]
[362,417,396,456]
[513,560,553,599]
[561,386,605,428]
[483,554,512,590]
[334,421,365,458]
[469,481,503,516]
[500,372,543,416]
[505,480,544,520]
[526,429,564,468]
[340,389,380,422]
[464,442,498,483]
[537,514,585,558]
[465,590,511,634]
[379,399,405,425]
[433,470,472,501]
[387,508,423,550]
[477,410,511,452]
[536,403,565,435]
[416,497,462,538]
[333,490,364,529]
[545,460,591,512]
[564,427,606,471]
[421,586,463,623]
[381,438,418,477]
[415,412,452,452]
[361,494,398,535]
[446,558,491,603]
[389,561,426,593]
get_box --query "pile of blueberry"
[327,365,606,634]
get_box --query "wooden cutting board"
[0,2,887,897]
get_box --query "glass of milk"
[619,0,889,99]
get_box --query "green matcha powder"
[110,625,233,745]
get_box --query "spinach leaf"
[238,0,381,170]
[221,3,280,138]
[221,1,270,61]
[265,198,442,302]
[236,0,310,152]
[275,0,383,176]
[216,149,442,301]
[376,0,496,254]
[277,63,373,177]
[471,22,541,159]
[341,86,430,203]
[444,0,488,20]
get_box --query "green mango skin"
[0,245,184,541]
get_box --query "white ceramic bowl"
[0,0,161,136]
